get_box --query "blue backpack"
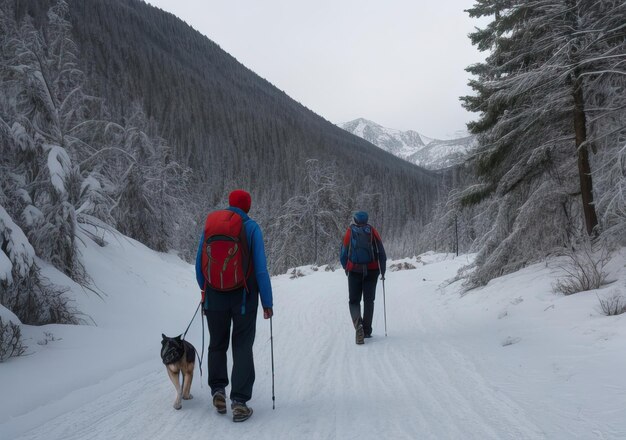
[349,224,374,264]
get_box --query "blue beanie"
[353,211,368,225]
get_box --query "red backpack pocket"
[201,210,251,291]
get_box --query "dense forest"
[1,0,447,325]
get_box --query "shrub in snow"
[0,317,27,361]
[2,268,79,325]
[552,242,609,296]
[37,331,61,346]
[289,268,305,279]
[1,202,79,324]
[597,291,626,317]
[390,262,416,272]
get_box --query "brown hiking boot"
[212,389,226,414]
[231,401,253,422]
[355,317,365,345]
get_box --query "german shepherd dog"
[161,334,196,410]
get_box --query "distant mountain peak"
[339,118,475,170]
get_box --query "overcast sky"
[146,1,486,139]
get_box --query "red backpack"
[201,210,252,291]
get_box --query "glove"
[263,307,273,319]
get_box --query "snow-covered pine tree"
[1,0,97,279]
[595,140,626,244]
[583,2,626,245]
[460,0,626,287]
[112,105,192,252]
[0,0,82,323]
[1,0,193,323]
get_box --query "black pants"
[205,288,258,403]
[348,270,379,336]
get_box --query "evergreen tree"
[460,0,626,286]
[111,105,191,252]
[0,0,193,322]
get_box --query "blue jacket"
[195,207,273,309]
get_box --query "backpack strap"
[238,216,253,315]
[347,225,353,262]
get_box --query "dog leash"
[182,302,201,338]
[182,301,204,378]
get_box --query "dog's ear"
[162,333,166,340]
[174,335,182,342]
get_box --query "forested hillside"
[63,0,445,267]
[1,0,449,327]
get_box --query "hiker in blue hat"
[340,211,386,344]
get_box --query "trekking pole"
[270,316,275,409]
[199,301,205,379]
[382,277,387,337]
[374,238,387,337]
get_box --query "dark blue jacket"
[195,207,273,309]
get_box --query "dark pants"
[348,270,379,336]
[205,288,258,403]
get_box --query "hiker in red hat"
[195,189,273,422]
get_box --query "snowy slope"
[1,230,626,440]
[340,118,476,170]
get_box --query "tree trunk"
[572,73,598,236]
[313,217,318,264]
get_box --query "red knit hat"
[229,189,252,213]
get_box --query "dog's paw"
[173,401,182,410]
[183,393,193,400]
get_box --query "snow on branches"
[0,205,35,285]
[455,0,626,287]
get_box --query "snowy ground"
[1,231,626,440]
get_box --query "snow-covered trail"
[11,256,549,440]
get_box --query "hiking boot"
[355,318,365,345]
[231,401,253,422]
[212,389,227,414]
[364,325,372,338]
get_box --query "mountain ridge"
[340,118,475,170]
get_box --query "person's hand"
[201,290,205,303]
[263,307,273,319]
[380,274,386,281]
